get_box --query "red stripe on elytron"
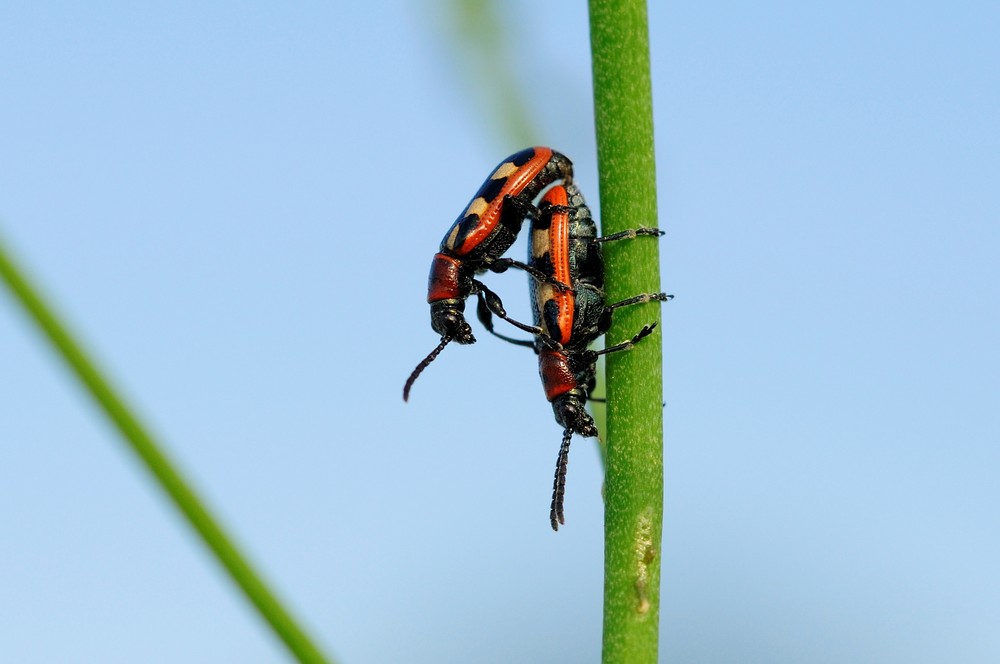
[456,146,553,254]
[542,185,574,345]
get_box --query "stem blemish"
[634,508,656,614]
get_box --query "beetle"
[404,147,573,401]
[482,182,671,530]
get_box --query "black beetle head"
[430,300,476,345]
[553,392,598,438]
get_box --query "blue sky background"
[2,2,998,662]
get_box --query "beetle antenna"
[403,336,452,402]
[550,428,573,530]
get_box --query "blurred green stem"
[0,235,332,664]
[443,0,538,147]
[588,1,664,663]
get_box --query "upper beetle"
[404,147,573,400]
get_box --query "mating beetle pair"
[405,148,670,530]
[403,146,573,399]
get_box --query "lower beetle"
[485,182,671,530]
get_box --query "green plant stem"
[588,1,664,663]
[0,235,331,664]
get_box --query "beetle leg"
[475,289,535,348]
[488,258,571,292]
[594,323,658,356]
[595,227,664,243]
[606,292,673,310]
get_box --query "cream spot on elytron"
[445,224,462,249]
[532,228,551,257]
[464,197,488,218]
[491,161,518,180]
